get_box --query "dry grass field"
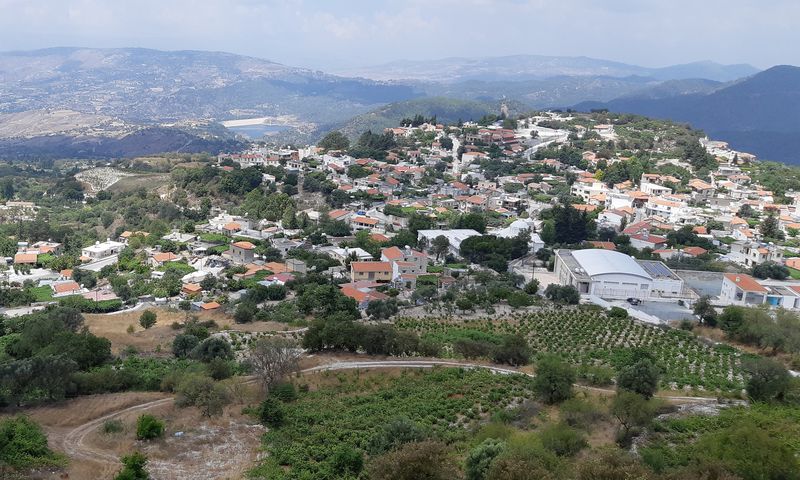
[84,307,298,354]
[16,378,264,480]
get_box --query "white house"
[81,240,125,260]
[417,229,481,257]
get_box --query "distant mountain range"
[574,66,800,163]
[0,47,796,163]
[0,47,419,158]
[337,55,759,83]
[0,47,416,124]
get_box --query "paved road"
[60,358,723,471]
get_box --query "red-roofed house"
[222,222,242,234]
[380,246,428,284]
[682,246,708,257]
[350,261,393,283]
[149,251,180,267]
[629,233,667,250]
[230,241,256,264]
[195,301,221,311]
[370,233,390,243]
[721,273,767,305]
[51,280,82,297]
[352,216,380,231]
[14,252,37,264]
[340,284,389,308]
[327,209,353,222]
[182,283,203,296]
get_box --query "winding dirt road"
[59,359,722,476]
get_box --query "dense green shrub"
[206,357,234,380]
[174,375,229,417]
[492,335,531,366]
[559,397,605,429]
[114,451,149,480]
[172,334,200,358]
[539,423,587,456]
[466,438,506,480]
[367,417,428,455]
[533,354,575,404]
[0,416,64,470]
[609,307,628,319]
[135,414,164,440]
[329,445,363,477]
[617,358,661,399]
[258,398,285,428]
[270,383,297,403]
[191,337,233,362]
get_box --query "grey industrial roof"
[637,260,681,280]
[570,249,652,280]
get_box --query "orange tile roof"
[53,281,81,294]
[223,222,241,231]
[200,301,221,310]
[263,262,288,274]
[381,246,403,261]
[630,233,667,244]
[232,241,255,250]
[682,246,708,257]
[724,273,767,293]
[14,252,37,264]
[340,285,389,303]
[571,204,597,212]
[328,209,350,219]
[152,252,179,263]
[354,216,379,225]
[351,261,392,273]
[182,283,202,293]
[588,241,616,250]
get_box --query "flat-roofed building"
[417,229,481,257]
[81,240,124,260]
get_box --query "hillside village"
[3,109,800,480]
[2,111,798,322]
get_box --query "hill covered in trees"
[575,66,800,163]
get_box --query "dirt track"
[56,359,726,479]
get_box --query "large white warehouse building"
[554,249,681,300]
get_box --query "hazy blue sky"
[1,0,796,70]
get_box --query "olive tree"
[249,336,301,392]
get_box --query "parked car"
[626,297,641,305]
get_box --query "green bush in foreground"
[135,414,164,440]
[0,416,64,471]
[114,451,149,480]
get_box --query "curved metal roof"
[571,249,652,280]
